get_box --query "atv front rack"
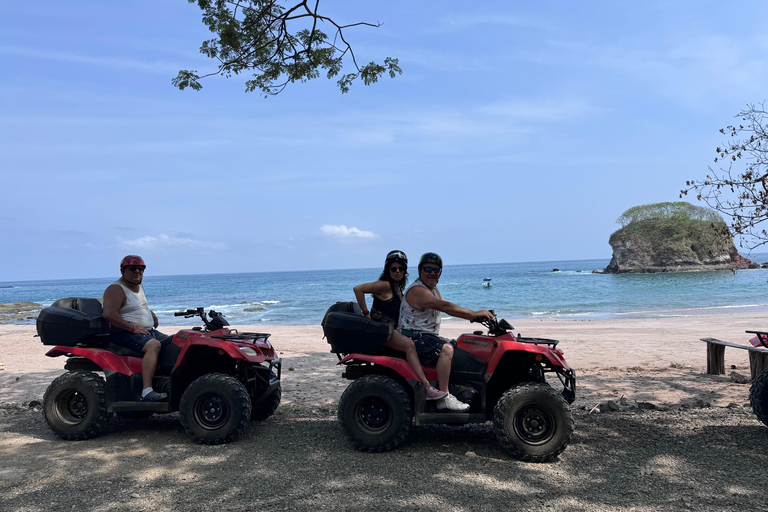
[515,336,559,347]
[211,332,271,341]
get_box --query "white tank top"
[397,279,442,334]
[112,280,154,328]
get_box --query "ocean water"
[2,256,768,326]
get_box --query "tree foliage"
[174,0,402,96]
[609,217,732,263]
[616,201,722,227]
[681,103,768,249]
[610,202,731,265]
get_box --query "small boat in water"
[482,277,492,288]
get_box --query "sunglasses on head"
[125,265,145,273]
[389,266,405,273]
[422,266,441,274]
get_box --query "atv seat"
[100,341,145,358]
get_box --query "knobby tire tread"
[43,371,110,441]
[179,373,252,445]
[750,368,768,426]
[493,382,574,462]
[338,374,412,453]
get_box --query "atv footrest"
[109,401,170,413]
[414,412,486,426]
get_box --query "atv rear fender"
[45,346,138,375]
[338,353,428,382]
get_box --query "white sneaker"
[436,393,469,412]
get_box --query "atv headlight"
[239,346,259,357]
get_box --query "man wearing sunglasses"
[398,252,494,412]
[102,255,170,402]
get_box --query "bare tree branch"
[681,102,768,249]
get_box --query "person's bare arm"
[407,286,493,321]
[102,285,149,334]
[353,281,390,316]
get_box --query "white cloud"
[320,225,377,240]
[479,97,599,122]
[434,13,553,34]
[118,234,228,250]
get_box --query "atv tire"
[750,368,768,426]
[493,382,574,462]
[338,374,412,453]
[180,373,252,445]
[251,378,281,421]
[43,371,110,440]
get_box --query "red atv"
[322,302,576,461]
[37,297,281,444]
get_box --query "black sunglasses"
[125,265,145,273]
[389,266,406,273]
[422,266,441,274]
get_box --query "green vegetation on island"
[604,202,748,273]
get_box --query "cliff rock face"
[603,218,750,274]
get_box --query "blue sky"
[2,1,767,281]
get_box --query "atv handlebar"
[174,308,203,317]
[173,307,228,331]
[470,309,495,324]
[472,310,515,336]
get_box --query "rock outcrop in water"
[0,302,43,324]
[603,202,752,274]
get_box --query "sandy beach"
[2,312,766,409]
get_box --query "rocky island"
[603,202,752,274]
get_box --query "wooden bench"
[701,333,768,380]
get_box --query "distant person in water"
[102,255,170,402]
[353,250,447,400]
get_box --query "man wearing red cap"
[102,255,169,402]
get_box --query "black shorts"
[412,332,450,366]
[111,327,171,353]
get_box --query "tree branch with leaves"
[681,102,768,249]
[173,0,402,96]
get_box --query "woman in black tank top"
[352,251,447,400]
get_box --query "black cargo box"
[37,297,111,346]
[321,302,393,354]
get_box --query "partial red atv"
[748,331,768,426]
[322,302,576,462]
[37,297,281,444]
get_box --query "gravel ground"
[1,403,767,512]
[4,317,768,511]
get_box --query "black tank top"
[371,293,401,325]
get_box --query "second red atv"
[322,302,576,461]
[37,297,281,444]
